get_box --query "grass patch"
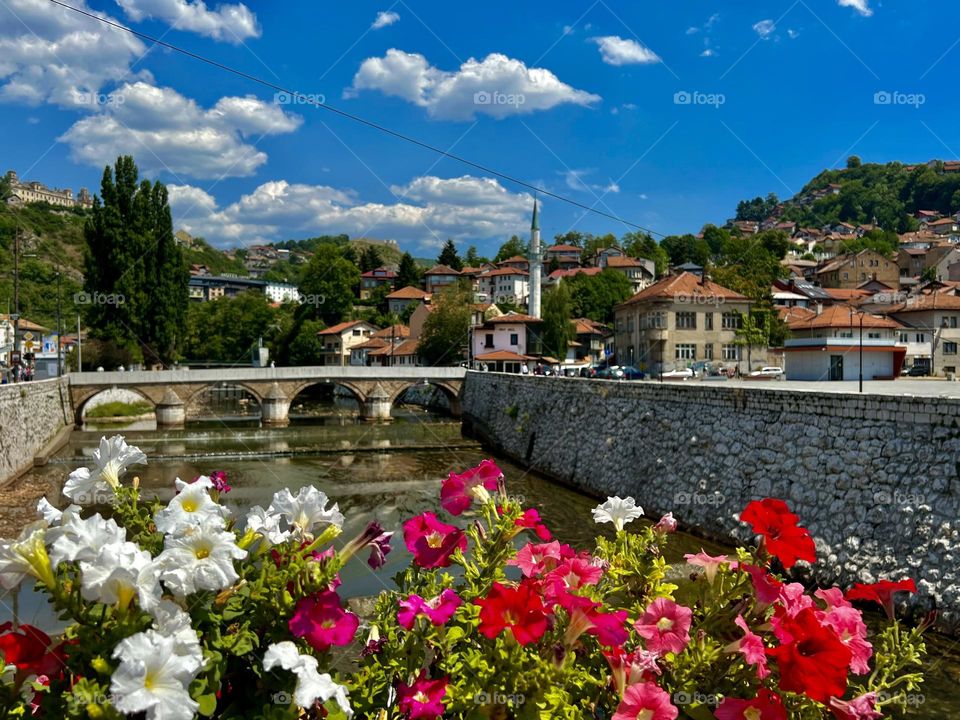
[85,401,153,419]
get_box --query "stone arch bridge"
[68,367,466,426]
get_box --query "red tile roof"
[497,255,529,265]
[372,324,411,339]
[485,313,542,324]
[787,304,901,330]
[605,256,645,268]
[424,265,460,275]
[546,244,581,253]
[318,320,376,336]
[361,267,397,279]
[617,272,746,307]
[475,350,534,362]
[888,293,960,312]
[824,288,872,301]
[353,337,390,351]
[387,286,432,300]
[482,267,529,277]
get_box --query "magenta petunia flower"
[829,692,883,720]
[440,460,502,516]
[397,589,462,630]
[508,541,570,577]
[396,671,448,720]
[515,508,552,541]
[288,591,359,652]
[634,597,693,657]
[742,563,783,605]
[611,682,678,720]
[715,689,788,720]
[402,512,467,569]
[653,512,678,533]
[726,614,770,679]
[208,471,231,494]
[342,520,394,569]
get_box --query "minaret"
[528,198,542,318]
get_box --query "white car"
[750,366,784,378]
[661,368,694,379]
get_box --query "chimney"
[815,302,823,316]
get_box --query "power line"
[46,0,666,238]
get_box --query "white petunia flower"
[156,523,247,597]
[36,497,63,525]
[149,599,201,656]
[0,521,55,589]
[244,505,290,546]
[63,435,147,504]
[47,506,126,567]
[154,477,229,536]
[264,641,352,717]
[110,629,204,720]
[591,496,644,531]
[267,486,344,542]
[79,541,161,612]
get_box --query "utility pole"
[56,265,63,377]
[858,312,864,394]
[12,227,20,357]
[77,314,82,371]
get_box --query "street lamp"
[849,307,864,393]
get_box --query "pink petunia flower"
[611,682,678,720]
[508,541,570,577]
[440,460,502,516]
[634,598,693,657]
[288,591,359,652]
[684,550,729,584]
[829,692,883,720]
[397,589,462,630]
[816,587,852,610]
[742,564,783,605]
[818,604,873,675]
[725,614,770,678]
[402,512,467,568]
[397,671,448,719]
[604,647,662,697]
[654,512,677,533]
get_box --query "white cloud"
[371,10,399,30]
[787,28,800,39]
[753,19,776,39]
[59,82,301,179]
[701,49,715,58]
[686,26,699,35]
[838,0,873,17]
[0,0,148,108]
[348,49,600,120]
[592,36,661,66]
[113,0,260,42]
[562,169,620,195]
[168,175,534,247]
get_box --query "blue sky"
[2,0,959,256]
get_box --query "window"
[510,333,519,346]
[675,343,696,360]
[900,333,909,343]
[916,333,925,343]
[946,366,957,374]
[722,344,740,361]
[352,329,362,336]
[949,316,959,329]
[843,272,849,280]
[839,330,853,339]
[868,332,881,339]
[722,312,742,330]
[945,342,958,355]
[704,313,714,331]
[704,344,714,360]
[676,312,697,330]
[485,334,494,348]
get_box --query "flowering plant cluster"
[0,437,929,719]
[0,436,392,719]
[350,466,929,719]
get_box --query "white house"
[265,282,301,304]
[477,268,530,307]
[471,313,543,373]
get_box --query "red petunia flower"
[288,591,359,652]
[766,607,851,703]
[475,580,550,646]
[845,578,917,619]
[402,512,467,568]
[0,622,66,681]
[611,682,678,720]
[515,508,552,541]
[396,671,448,719]
[741,498,816,569]
[440,460,502,516]
[715,689,788,720]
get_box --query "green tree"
[286,318,327,365]
[541,284,575,360]
[297,245,361,326]
[660,234,711,267]
[82,156,187,365]
[553,230,587,248]
[360,245,383,273]
[437,239,463,270]
[396,252,422,289]
[494,235,528,262]
[622,232,669,276]
[840,229,899,257]
[847,155,862,169]
[567,269,633,323]
[735,193,779,222]
[418,283,472,366]
[0,173,11,201]
[183,292,280,363]
[464,245,486,266]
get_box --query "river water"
[2,405,957,718]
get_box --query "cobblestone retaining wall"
[462,372,960,630]
[0,378,72,484]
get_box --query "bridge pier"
[155,389,186,428]
[261,383,291,426]
[360,382,393,421]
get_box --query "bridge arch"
[74,387,156,426]
[286,380,366,416]
[183,382,264,419]
[389,380,462,418]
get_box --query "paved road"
[650,377,960,398]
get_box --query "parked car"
[618,365,646,380]
[661,368,694,379]
[579,365,600,378]
[749,366,784,378]
[905,365,929,377]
